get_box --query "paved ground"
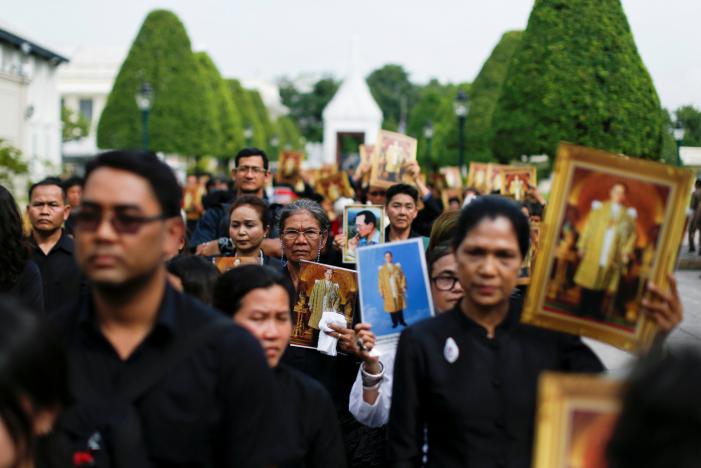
[586,269,701,374]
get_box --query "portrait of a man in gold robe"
[308,268,341,330]
[378,251,407,328]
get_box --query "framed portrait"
[359,144,375,187]
[440,166,463,189]
[356,238,434,345]
[275,150,304,184]
[370,130,418,188]
[523,143,695,351]
[290,261,358,351]
[501,166,537,201]
[517,221,541,286]
[314,172,355,203]
[467,162,491,194]
[342,204,386,263]
[533,372,622,468]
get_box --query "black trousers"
[578,288,606,320]
[390,310,407,327]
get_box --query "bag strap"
[116,318,232,402]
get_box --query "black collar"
[384,225,420,242]
[30,229,74,255]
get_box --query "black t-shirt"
[50,285,294,467]
[30,232,85,314]
[388,297,605,468]
[276,364,346,468]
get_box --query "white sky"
[2,0,699,110]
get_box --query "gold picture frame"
[314,172,355,203]
[370,130,418,188]
[440,166,463,189]
[359,144,375,187]
[522,143,694,351]
[275,150,304,184]
[501,166,537,201]
[533,372,622,468]
[342,204,386,263]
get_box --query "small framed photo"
[275,150,304,184]
[467,162,508,194]
[441,188,464,211]
[359,144,375,187]
[356,238,434,345]
[342,204,386,263]
[533,372,622,468]
[314,172,355,203]
[440,166,463,189]
[290,261,358,352]
[370,130,418,188]
[501,166,537,201]
[523,143,694,351]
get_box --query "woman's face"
[233,285,291,368]
[430,253,464,313]
[281,210,327,263]
[229,205,268,255]
[454,216,522,311]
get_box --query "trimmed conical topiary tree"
[195,52,244,159]
[492,0,664,163]
[465,31,522,163]
[97,10,218,155]
[227,79,267,150]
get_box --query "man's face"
[386,193,418,231]
[366,186,387,206]
[324,269,333,280]
[232,155,267,194]
[384,252,393,264]
[610,184,626,204]
[66,185,82,208]
[355,214,375,238]
[75,167,182,288]
[455,217,522,310]
[27,185,69,234]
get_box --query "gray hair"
[278,199,330,233]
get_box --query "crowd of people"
[0,146,697,468]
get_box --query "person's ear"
[63,204,71,221]
[163,217,186,259]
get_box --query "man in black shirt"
[51,150,292,467]
[26,177,84,314]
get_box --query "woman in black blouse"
[213,264,345,468]
[388,196,682,467]
[0,185,43,313]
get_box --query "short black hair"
[62,176,83,191]
[213,265,293,317]
[229,194,271,227]
[85,150,181,218]
[384,251,393,257]
[235,147,269,171]
[166,255,220,305]
[452,195,529,258]
[355,209,377,227]
[607,347,701,468]
[386,183,419,205]
[28,177,66,202]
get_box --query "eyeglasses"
[282,229,323,241]
[431,275,460,291]
[73,208,168,234]
[236,165,267,175]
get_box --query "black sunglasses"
[73,209,168,234]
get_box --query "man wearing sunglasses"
[50,150,292,467]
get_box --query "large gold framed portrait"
[522,143,694,351]
[533,372,622,468]
[501,166,537,201]
[370,130,417,188]
[290,261,358,350]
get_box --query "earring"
[280,239,288,268]
[316,242,322,262]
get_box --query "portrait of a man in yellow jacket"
[574,183,637,320]
[378,251,408,328]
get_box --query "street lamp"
[136,82,154,151]
[673,122,686,167]
[244,126,253,146]
[423,121,434,165]
[453,90,469,173]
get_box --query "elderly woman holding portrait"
[388,196,683,467]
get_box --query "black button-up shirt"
[388,297,604,468]
[50,285,293,467]
[30,231,85,314]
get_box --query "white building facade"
[0,21,67,184]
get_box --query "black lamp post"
[673,122,686,167]
[453,90,469,173]
[136,82,154,151]
[423,121,434,165]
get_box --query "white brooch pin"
[444,337,459,364]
